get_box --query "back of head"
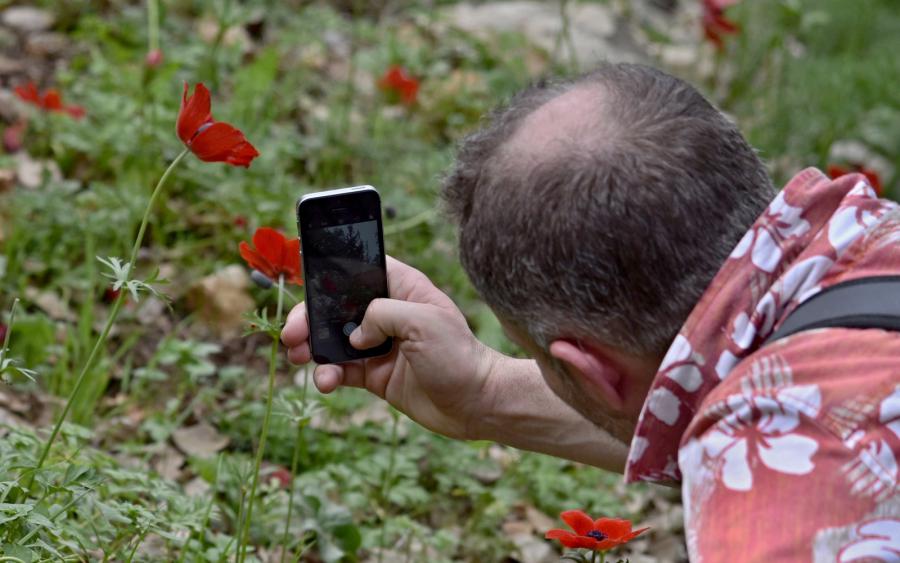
[442,63,775,357]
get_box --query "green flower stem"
[239,273,285,562]
[382,209,434,237]
[0,298,19,364]
[28,148,190,485]
[147,0,160,52]
[279,417,304,563]
[377,411,401,563]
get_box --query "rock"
[0,89,26,122]
[443,1,641,68]
[0,54,24,76]
[1,6,55,33]
[186,265,255,337]
[172,422,230,458]
[0,27,16,50]
[15,153,62,189]
[25,32,68,57]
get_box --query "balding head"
[442,63,774,357]
[503,85,614,167]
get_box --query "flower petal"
[177,82,213,144]
[282,237,303,285]
[252,228,288,273]
[239,241,275,279]
[188,122,259,167]
[594,518,632,539]
[545,530,599,550]
[42,89,64,111]
[560,510,595,536]
[622,527,650,542]
[14,82,41,105]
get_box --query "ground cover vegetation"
[0,0,897,560]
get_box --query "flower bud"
[145,49,164,68]
[251,269,274,289]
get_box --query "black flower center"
[586,530,607,541]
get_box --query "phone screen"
[300,189,392,364]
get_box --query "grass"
[0,0,897,561]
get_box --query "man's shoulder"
[677,328,900,561]
[687,327,900,439]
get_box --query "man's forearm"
[472,354,629,473]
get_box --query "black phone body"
[297,186,393,364]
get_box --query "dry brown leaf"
[151,445,185,481]
[186,265,255,337]
[172,422,229,458]
[25,287,75,321]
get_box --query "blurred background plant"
[0,0,897,561]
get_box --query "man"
[282,63,900,561]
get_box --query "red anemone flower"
[378,65,419,106]
[828,164,883,197]
[14,82,85,119]
[545,510,649,551]
[239,227,303,286]
[177,83,259,167]
[702,0,740,50]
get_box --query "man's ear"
[549,339,625,411]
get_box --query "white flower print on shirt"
[714,256,834,380]
[879,385,900,441]
[661,334,705,392]
[730,190,811,273]
[838,518,900,562]
[690,384,822,491]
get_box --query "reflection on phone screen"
[305,220,387,355]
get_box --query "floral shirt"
[624,168,900,562]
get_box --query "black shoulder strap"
[763,276,900,346]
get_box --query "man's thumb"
[349,298,425,349]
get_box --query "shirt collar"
[624,168,893,484]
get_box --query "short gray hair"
[442,63,775,357]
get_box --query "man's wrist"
[460,342,505,441]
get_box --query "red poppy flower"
[545,510,649,551]
[14,82,85,119]
[239,227,303,286]
[103,287,121,304]
[177,83,260,167]
[702,0,740,50]
[828,164,883,197]
[378,65,419,106]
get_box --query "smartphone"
[297,185,393,364]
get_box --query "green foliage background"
[0,0,897,560]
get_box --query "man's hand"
[281,256,497,440]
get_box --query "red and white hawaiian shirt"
[625,168,900,562]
